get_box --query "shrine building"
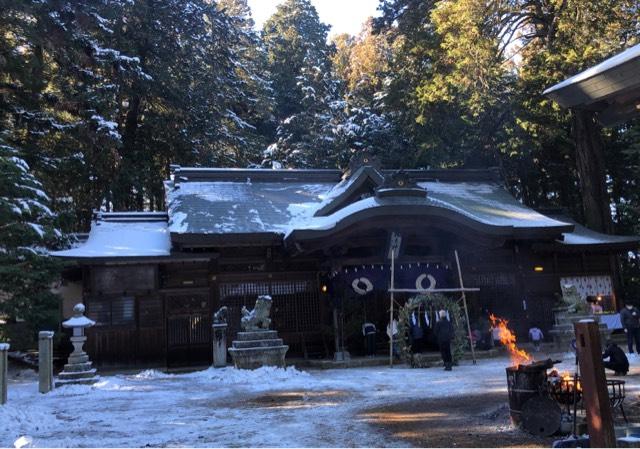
[53,155,639,367]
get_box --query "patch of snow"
[2,357,635,447]
[169,211,189,233]
[27,223,44,239]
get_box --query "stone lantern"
[55,303,100,387]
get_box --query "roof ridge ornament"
[376,170,427,198]
[344,149,381,179]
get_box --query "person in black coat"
[602,341,629,375]
[620,303,640,354]
[433,309,455,371]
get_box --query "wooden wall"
[77,240,619,365]
[460,244,617,338]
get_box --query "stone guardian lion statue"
[560,283,588,314]
[241,295,272,331]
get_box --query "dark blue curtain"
[330,262,453,296]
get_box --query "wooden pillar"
[574,321,616,447]
[609,252,622,310]
[0,343,8,405]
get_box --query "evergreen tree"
[331,22,409,167]
[218,0,276,165]
[0,136,62,342]
[262,0,332,122]
[265,50,347,168]
[1,0,144,229]
[262,0,347,168]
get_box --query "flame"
[560,372,582,392]
[489,314,532,366]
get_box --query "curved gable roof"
[165,166,572,244]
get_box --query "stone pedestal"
[38,331,54,393]
[55,335,100,387]
[228,330,289,370]
[549,307,611,351]
[0,343,9,405]
[212,323,228,368]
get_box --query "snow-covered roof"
[166,166,573,241]
[56,168,638,259]
[166,180,334,235]
[52,212,171,258]
[555,215,638,248]
[544,44,640,97]
[543,44,640,125]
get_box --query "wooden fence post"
[574,321,616,447]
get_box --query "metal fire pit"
[547,375,628,424]
[506,359,562,436]
[548,374,582,413]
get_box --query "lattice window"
[112,297,135,325]
[85,296,135,326]
[85,298,111,326]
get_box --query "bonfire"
[489,314,533,366]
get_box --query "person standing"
[410,307,425,353]
[386,318,400,359]
[476,311,492,350]
[433,309,455,371]
[528,325,544,352]
[602,340,629,375]
[362,321,377,357]
[620,303,640,354]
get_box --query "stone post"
[0,343,9,405]
[39,331,54,393]
[212,323,228,368]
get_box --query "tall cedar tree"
[262,0,346,168]
[218,0,276,165]
[331,21,409,168]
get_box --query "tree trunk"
[114,95,141,210]
[571,109,612,234]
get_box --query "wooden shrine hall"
[54,154,639,367]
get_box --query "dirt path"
[357,392,557,448]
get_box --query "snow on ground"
[2,355,640,448]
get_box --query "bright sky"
[247,0,381,37]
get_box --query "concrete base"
[550,307,611,351]
[228,330,288,370]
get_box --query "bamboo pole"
[389,249,395,367]
[454,250,476,365]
